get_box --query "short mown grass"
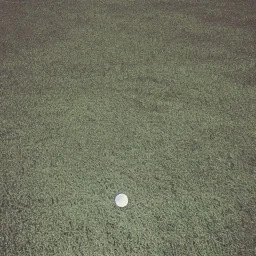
[0,0,255,255]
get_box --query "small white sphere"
[115,193,128,207]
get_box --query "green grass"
[0,0,255,255]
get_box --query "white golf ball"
[115,193,128,207]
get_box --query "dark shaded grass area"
[0,0,255,255]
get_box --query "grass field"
[0,0,255,255]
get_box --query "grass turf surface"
[0,0,256,255]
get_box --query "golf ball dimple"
[115,193,128,207]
